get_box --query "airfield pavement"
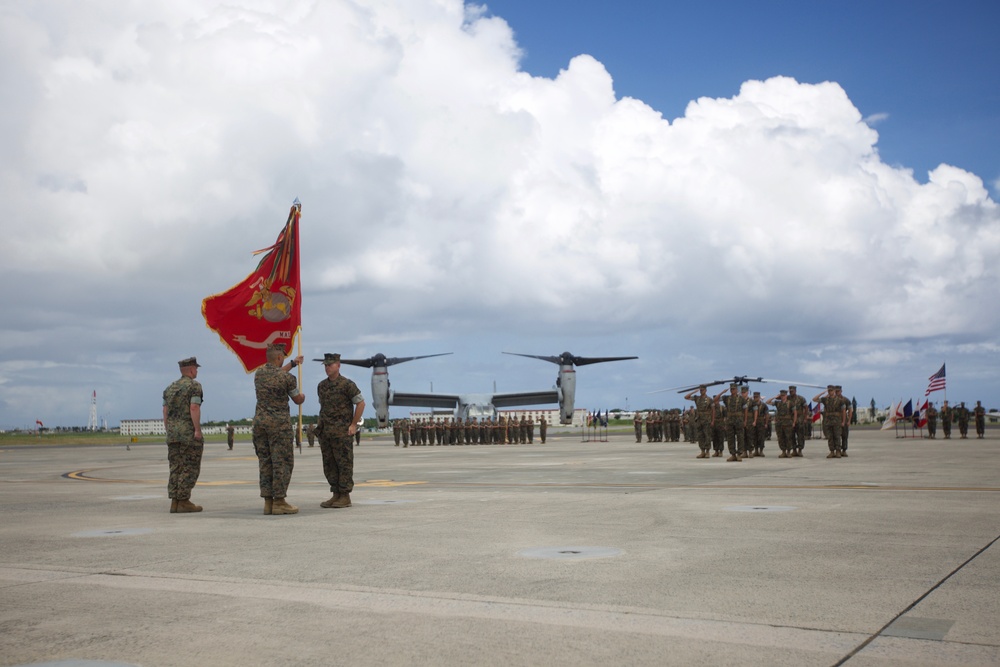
[0,428,998,667]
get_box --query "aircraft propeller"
[503,351,638,367]
[337,352,452,368]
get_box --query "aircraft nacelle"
[371,369,390,428]
[558,367,576,424]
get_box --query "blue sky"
[485,0,1000,192]
[1,0,998,428]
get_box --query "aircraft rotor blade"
[335,352,453,368]
[383,353,453,367]
[571,355,639,366]
[503,351,637,366]
[758,378,826,389]
[502,352,562,365]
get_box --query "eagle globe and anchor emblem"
[245,276,296,322]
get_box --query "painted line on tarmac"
[60,469,1000,492]
[63,469,426,488]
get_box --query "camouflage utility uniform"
[253,364,299,500]
[317,374,363,496]
[689,392,715,457]
[163,374,204,501]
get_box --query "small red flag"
[202,202,302,372]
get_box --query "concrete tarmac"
[1,429,998,666]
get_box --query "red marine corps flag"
[202,200,302,372]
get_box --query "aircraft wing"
[389,392,462,409]
[491,390,559,408]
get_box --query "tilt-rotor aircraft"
[340,351,638,427]
[650,375,825,395]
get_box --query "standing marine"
[252,343,305,515]
[973,401,986,438]
[162,356,205,513]
[925,402,938,439]
[767,389,794,458]
[956,402,970,439]
[315,353,366,509]
[684,385,715,459]
[715,384,747,462]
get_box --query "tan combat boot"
[726,455,739,462]
[271,498,299,515]
[263,497,273,515]
[778,451,788,458]
[320,493,340,508]
[757,448,764,457]
[330,492,351,508]
[840,450,848,457]
[175,499,202,513]
[170,499,178,513]
[826,451,836,459]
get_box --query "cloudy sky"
[2,0,998,429]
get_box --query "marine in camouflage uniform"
[739,386,753,456]
[685,386,715,458]
[940,401,952,439]
[837,387,852,456]
[539,416,547,443]
[226,424,234,450]
[925,403,938,439]
[956,402,970,439]
[788,386,808,455]
[715,384,747,462]
[814,385,845,458]
[974,401,986,438]
[253,344,305,515]
[749,391,767,456]
[162,356,205,513]
[316,353,366,508]
[712,403,726,456]
[768,390,794,457]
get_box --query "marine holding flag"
[253,343,305,515]
[202,201,302,373]
[202,201,305,514]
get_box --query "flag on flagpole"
[917,399,929,428]
[925,363,946,396]
[202,201,302,372]
[811,402,822,423]
[881,400,900,430]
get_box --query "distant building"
[119,419,252,436]
[120,418,166,436]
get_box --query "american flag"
[924,364,946,396]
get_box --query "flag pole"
[297,333,303,454]
[294,197,303,454]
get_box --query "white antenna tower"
[88,390,98,431]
